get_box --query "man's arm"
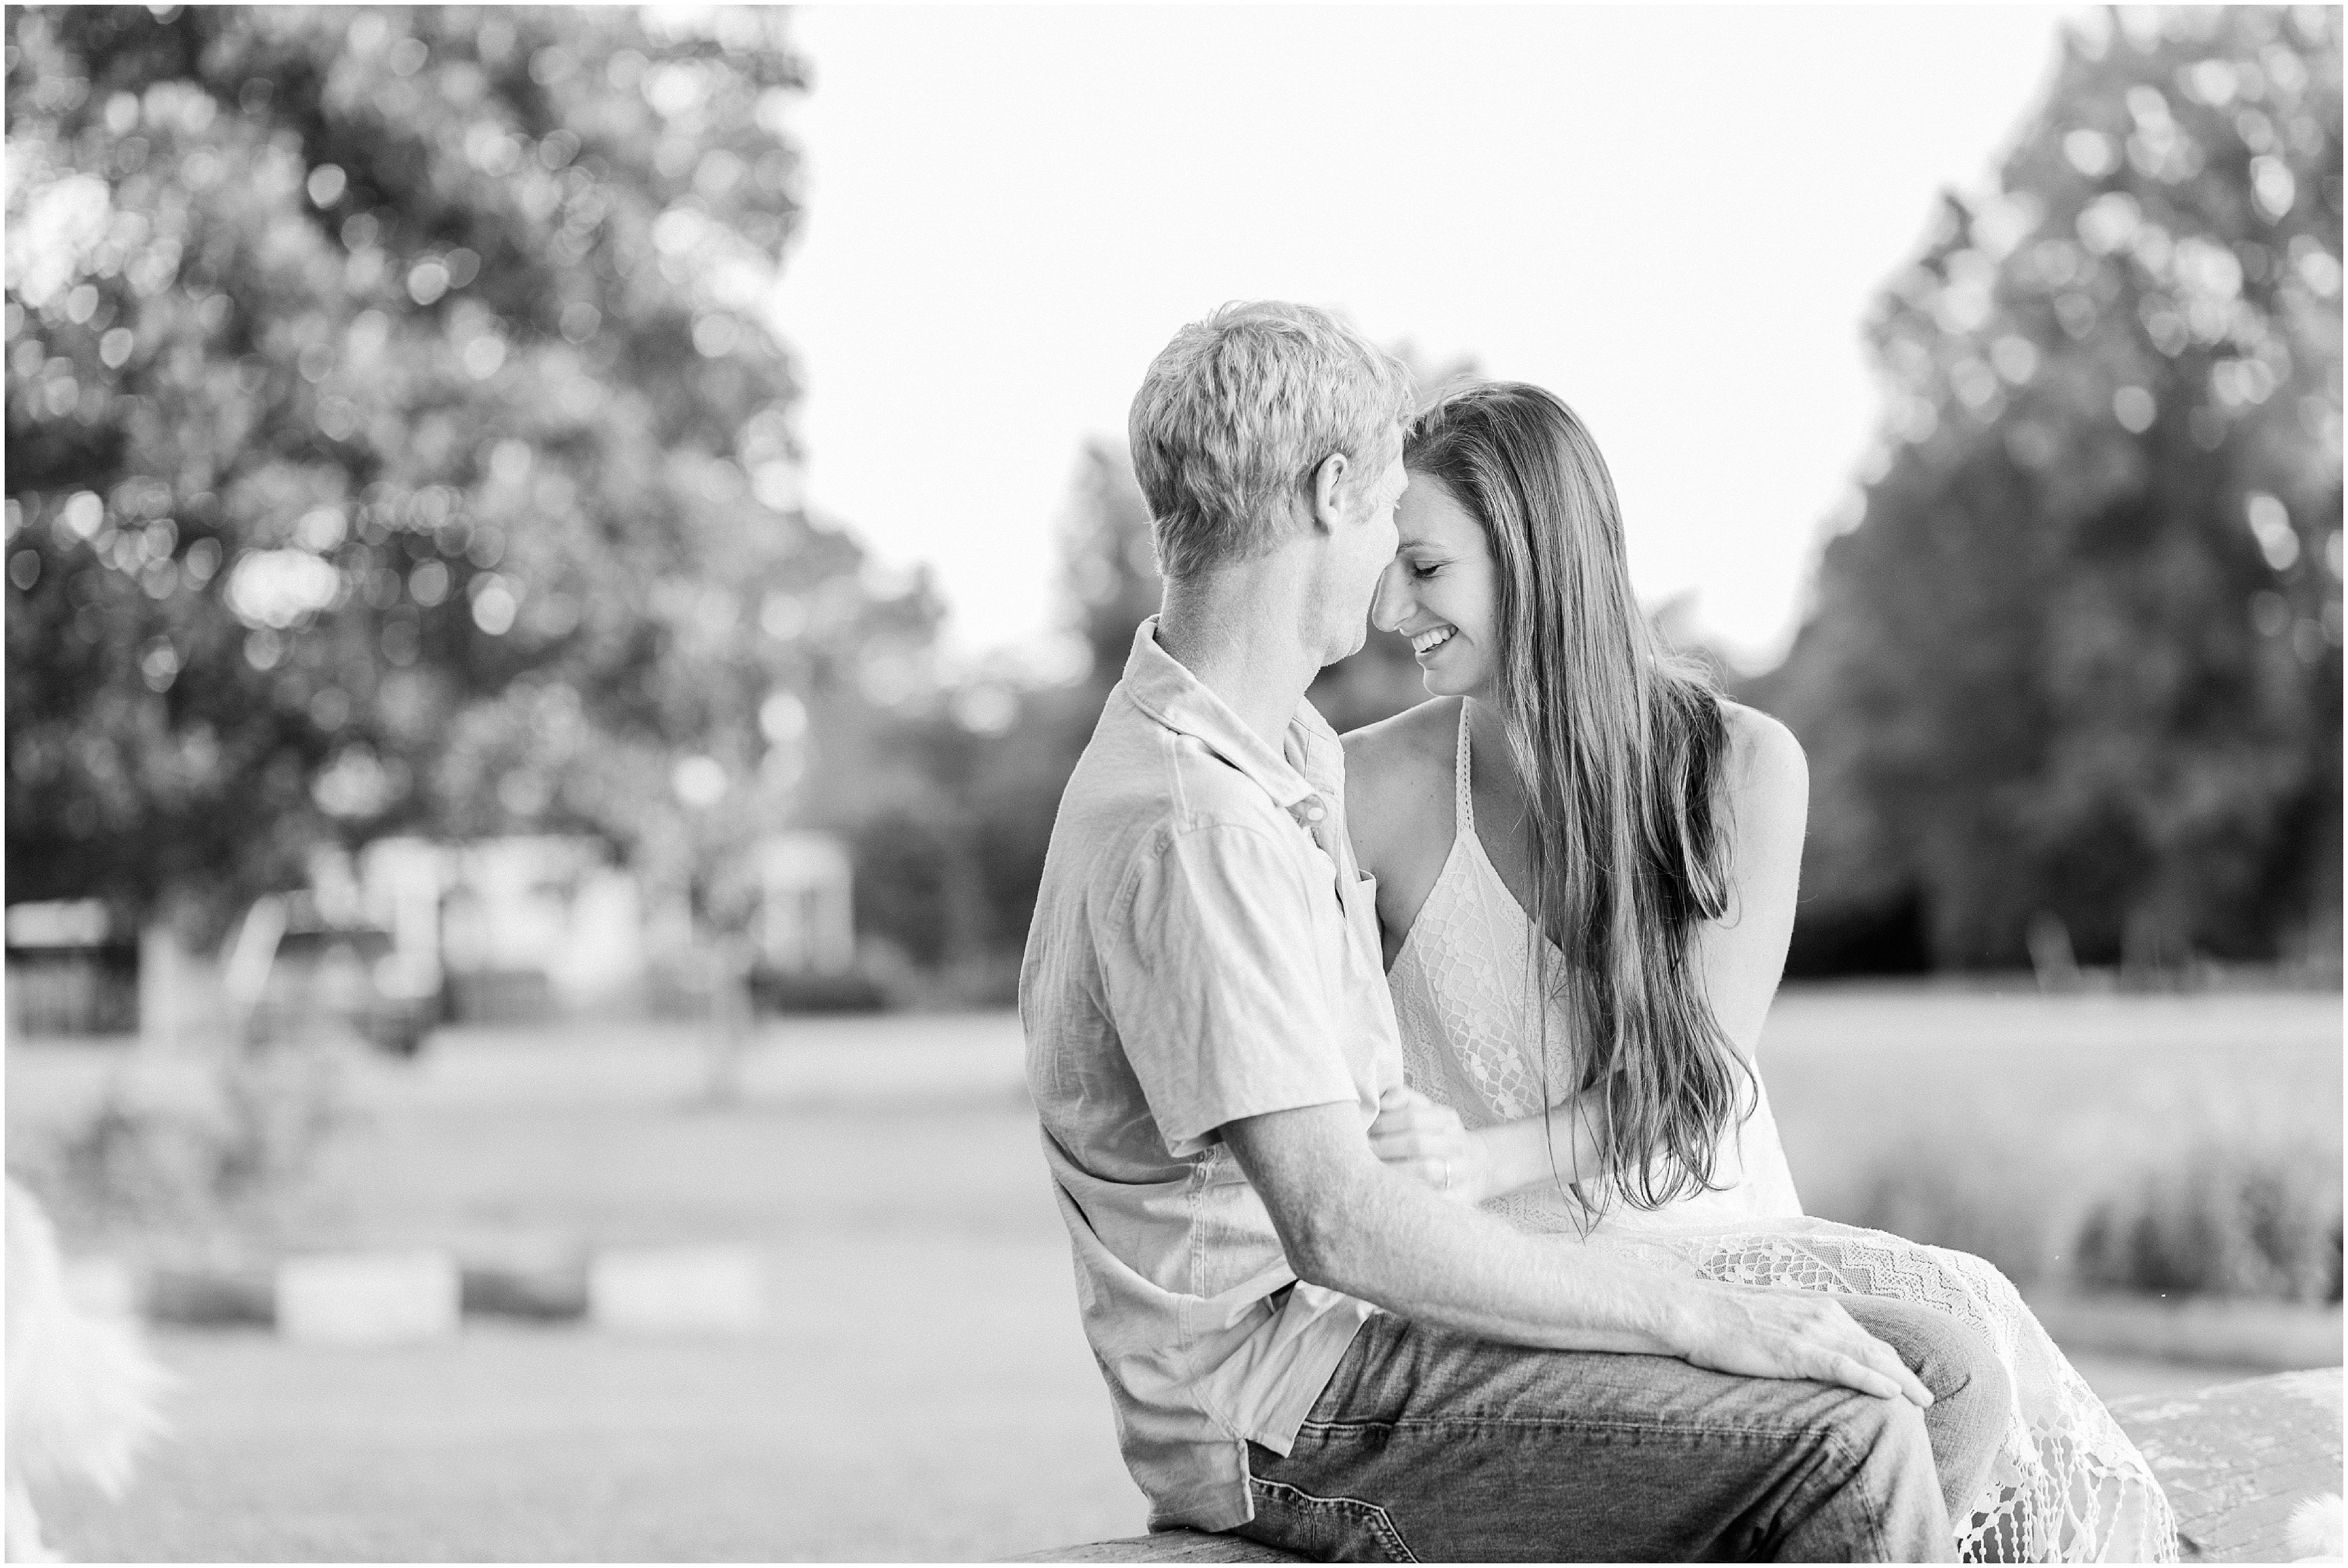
[1224,1101,1933,1405]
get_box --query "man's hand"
[1670,1282,1935,1408]
[1369,1085,1489,1204]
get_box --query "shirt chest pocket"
[1301,867,1387,1044]
[1299,859,1359,999]
[1337,871,1383,985]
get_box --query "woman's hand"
[1370,1085,1490,1204]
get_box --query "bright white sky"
[769,5,2071,673]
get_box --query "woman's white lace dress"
[1385,707,2175,1563]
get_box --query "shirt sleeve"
[1098,820,1362,1160]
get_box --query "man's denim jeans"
[1234,1294,2009,1563]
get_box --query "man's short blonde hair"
[1128,301,1416,581]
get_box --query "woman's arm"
[1474,1088,1611,1200]
[1694,706,1809,1058]
[1369,1082,1611,1205]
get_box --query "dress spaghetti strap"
[1454,701,1475,838]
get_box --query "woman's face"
[1372,474,1499,699]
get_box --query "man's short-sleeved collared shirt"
[1020,618,1407,1534]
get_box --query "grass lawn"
[39,1243,1139,1563]
[18,1015,1146,1562]
[1762,985,2342,1294]
[9,986,2341,1561]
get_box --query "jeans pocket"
[1246,1477,1418,1564]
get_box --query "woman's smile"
[1410,624,1458,658]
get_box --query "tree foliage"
[4,5,932,935]
[1752,7,2343,971]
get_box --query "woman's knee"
[1836,1296,2011,1522]
[1838,1295,2008,1408]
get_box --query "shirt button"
[1300,801,1326,822]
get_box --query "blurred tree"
[1751,7,2343,971]
[1059,435,1163,687]
[4,5,931,940]
[816,440,1147,986]
[951,439,1160,968]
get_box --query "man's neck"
[1154,564,1324,752]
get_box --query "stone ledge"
[1012,1368,2343,1564]
[2114,1367,2343,1563]
[1002,1532,1301,1564]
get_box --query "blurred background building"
[3,5,2340,1561]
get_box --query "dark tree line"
[1748,7,2342,974]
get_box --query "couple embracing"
[1020,302,2170,1563]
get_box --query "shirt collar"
[1119,616,1344,816]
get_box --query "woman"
[1342,382,2172,1563]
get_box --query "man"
[1020,301,2006,1560]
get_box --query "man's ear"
[1309,452,1352,535]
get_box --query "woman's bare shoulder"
[1718,699,1803,768]
[1342,697,1459,791]
[1341,697,1460,856]
[1715,699,1808,828]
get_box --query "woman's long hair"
[1405,382,1753,1213]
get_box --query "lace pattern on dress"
[1579,1219,2178,1564]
